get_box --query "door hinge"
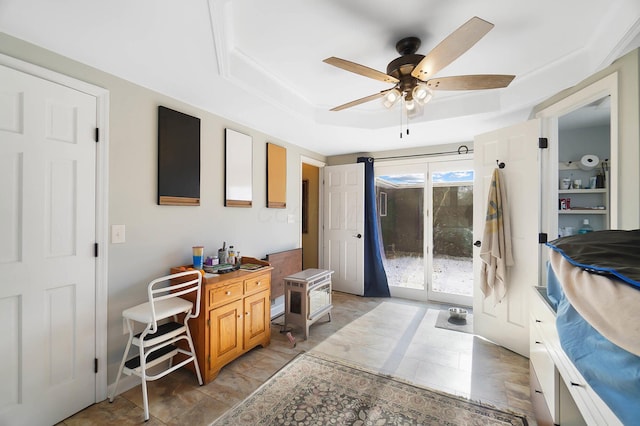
[94,358,98,373]
[94,243,99,257]
[538,233,548,244]
[207,355,211,366]
[94,128,99,142]
[207,319,210,327]
[538,137,548,149]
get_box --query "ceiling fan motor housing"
[386,53,425,99]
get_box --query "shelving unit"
[557,162,609,236]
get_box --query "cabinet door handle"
[535,319,542,323]
[237,314,242,318]
[535,341,542,344]
[535,389,543,394]
[225,291,231,296]
[257,281,261,286]
[245,312,250,316]
[570,381,584,387]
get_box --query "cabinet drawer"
[530,317,558,422]
[529,361,555,426]
[245,274,270,295]
[209,281,243,307]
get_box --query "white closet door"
[0,64,97,425]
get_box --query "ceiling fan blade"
[324,57,399,84]
[425,74,515,90]
[330,90,392,111]
[411,16,494,81]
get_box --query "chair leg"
[109,328,133,402]
[185,325,203,385]
[139,344,150,421]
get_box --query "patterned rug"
[211,352,528,425]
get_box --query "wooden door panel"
[209,300,242,374]
[244,290,270,349]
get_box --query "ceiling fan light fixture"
[383,89,402,108]
[413,84,433,105]
[405,99,416,111]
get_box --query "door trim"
[0,53,110,401]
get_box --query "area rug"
[211,352,527,425]
[435,309,474,334]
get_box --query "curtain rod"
[374,145,473,161]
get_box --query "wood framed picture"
[225,128,253,207]
[266,142,286,208]
[157,106,200,206]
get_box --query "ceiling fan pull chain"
[399,99,404,138]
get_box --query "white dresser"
[529,286,622,426]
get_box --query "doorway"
[374,158,473,306]
[302,162,320,269]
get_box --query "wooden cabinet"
[172,262,272,384]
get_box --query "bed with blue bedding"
[546,230,640,426]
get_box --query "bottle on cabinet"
[578,219,593,234]
[228,245,236,265]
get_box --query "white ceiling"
[1,0,639,156]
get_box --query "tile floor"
[59,292,536,425]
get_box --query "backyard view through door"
[375,161,473,305]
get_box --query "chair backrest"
[147,270,202,332]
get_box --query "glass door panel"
[428,163,474,306]
[375,166,426,300]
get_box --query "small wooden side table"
[284,269,333,340]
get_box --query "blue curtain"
[357,157,390,297]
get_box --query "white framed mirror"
[225,128,253,207]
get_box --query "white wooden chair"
[109,270,203,421]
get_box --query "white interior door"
[322,163,364,295]
[0,64,97,425]
[473,119,540,357]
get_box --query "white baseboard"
[271,295,284,319]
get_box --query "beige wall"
[0,32,326,385]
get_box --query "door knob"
[354,233,362,239]
[474,240,481,247]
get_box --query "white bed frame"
[530,286,622,425]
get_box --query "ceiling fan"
[323,16,515,116]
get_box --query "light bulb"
[405,99,415,111]
[383,89,402,109]
[412,84,433,105]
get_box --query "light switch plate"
[111,224,126,244]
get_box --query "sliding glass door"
[428,161,474,306]
[375,159,473,305]
[375,163,426,299]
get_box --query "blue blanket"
[547,266,640,425]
